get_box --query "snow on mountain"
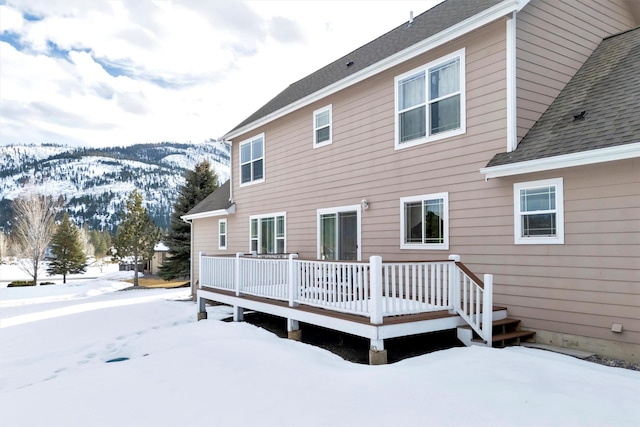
[0,142,230,232]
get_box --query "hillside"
[0,142,230,232]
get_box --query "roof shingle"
[226,0,503,136]
[184,180,231,217]
[486,26,640,168]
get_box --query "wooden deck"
[199,285,507,344]
[197,254,501,364]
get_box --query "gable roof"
[483,26,640,177]
[182,180,233,220]
[224,0,519,140]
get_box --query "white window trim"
[513,178,564,245]
[394,48,466,150]
[239,133,265,187]
[218,219,227,250]
[249,212,287,254]
[400,192,449,250]
[313,104,333,148]
[316,204,362,261]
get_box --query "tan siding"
[190,218,219,285]
[194,4,639,356]
[516,0,636,140]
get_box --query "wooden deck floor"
[199,286,507,342]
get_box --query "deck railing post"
[448,254,460,314]
[370,256,383,325]
[288,253,299,307]
[235,252,243,296]
[198,251,204,289]
[482,273,493,345]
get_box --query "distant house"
[184,0,639,363]
[146,242,170,275]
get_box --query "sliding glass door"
[318,206,360,261]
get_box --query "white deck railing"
[199,252,493,344]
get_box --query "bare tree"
[79,223,95,258]
[12,192,60,285]
[0,231,7,264]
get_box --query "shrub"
[7,281,35,287]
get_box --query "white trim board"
[480,143,640,179]
[181,205,235,221]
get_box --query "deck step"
[492,330,536,343]
[457,314,536,348]
[491,317,522,328]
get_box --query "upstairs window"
[313,105,332,148]
[240,134,264,185]
[395,49,465,149]
[250,213,286,254]
[400,192,449,250]
[514,178,564,245]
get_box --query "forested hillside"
[0,141,230,232]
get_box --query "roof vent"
[346,61,354,67]
[573,110,587,121]
[408,11,414,27]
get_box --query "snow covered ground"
[1,269,639,427]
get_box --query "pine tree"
[47,213,87,283]
[112,190,162,287]
[159,160,217,281]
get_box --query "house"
[146,242,170,275]
[184,0,639,364]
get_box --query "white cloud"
[0,0,441,147]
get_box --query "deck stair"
[457,317,535,348]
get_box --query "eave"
[480,142,640,179]
[181,204,236,221]
[223,0,528,141]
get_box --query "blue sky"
[0,0,441,147]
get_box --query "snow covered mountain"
[0,141,230,232]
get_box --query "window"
[514,178,564,244]
[218,219,227,250]
[400,192,449,250]
[240,134,264,185]
[317,205,361,261]
[395,49,465,149]
[250,213,286,254]
[313,105,332,148]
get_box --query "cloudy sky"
[0,0,442,147]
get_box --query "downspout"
[223,139,233,204]
[506,10,517,152]
[182,216,195,301]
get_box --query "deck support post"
[197,297,207,321]
[287,319,302,341]
[233,306,244,322]
[369,339,387,365]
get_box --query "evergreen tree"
[159,160,217,281]
[90,229,111,258]
[112,190,162,287]
[47,213,87,283]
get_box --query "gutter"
[480,142,640,179]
